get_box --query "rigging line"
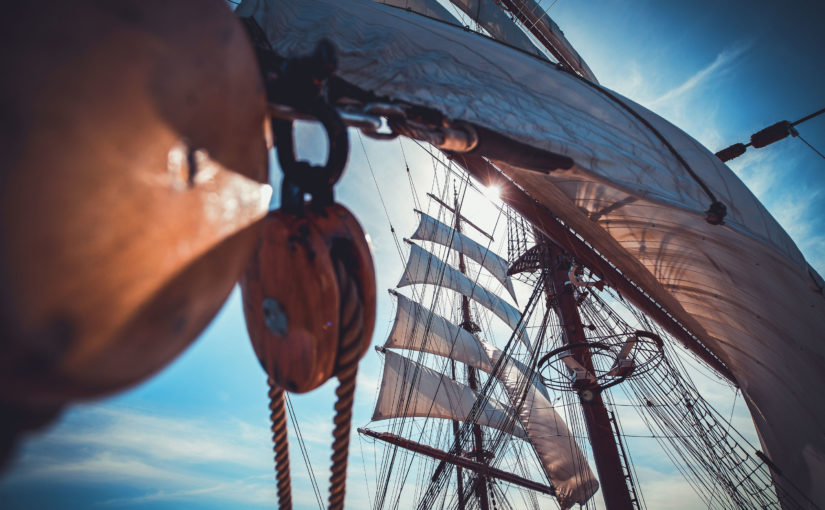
[358,434,375,510]
[379,191,472,509]
[398,137,423,211]
[386,179,482,508]
[284,394,325,510]
[581,293,770,507]
[791,106,825,127]
[357,131,406,263]
[796,132,825,160]
[573,78,721,207]
[416,282,546,509]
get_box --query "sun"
[483,184,501,203]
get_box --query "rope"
[285,394,325,509]
[573,77,727,223]
[797,132,825,160]
[268,381,292,509]
[328,256,367,509]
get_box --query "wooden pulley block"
[0,0,270,414]
[241,204,376,393]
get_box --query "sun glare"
[483,184,501,203]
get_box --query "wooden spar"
[422,194,494,241]
[358,428,556,497]
[542,239,635,510]
[451,154,736,384]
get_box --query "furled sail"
[240,1,825,501]
[373,349,526,439]
[411,211,517,301]
[385,293,599,507]
[398,243,530,349]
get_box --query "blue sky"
[2,0,823,509]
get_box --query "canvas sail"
[445,0,545,58]
[397,243,530,349]
[496,0,598,81]
[387,293,494,373]
[375,0,459,24]
[384,293,599,507]
[372,349,526,439]
[411,211,517,301]
[239,1,825,501]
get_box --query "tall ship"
[1,0,822,509]
[238,0,824,508]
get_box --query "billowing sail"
[398,243,530,349]
[373,349,526,439]
[478,341,599,508]
[411,211,517,301]
[387,292,494,372]
[388,293,541,398]
[384,293,598,507]
[240,0,825,501]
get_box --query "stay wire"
[797,132,825,160]
[357,131,406,264]
[284,394,325,510]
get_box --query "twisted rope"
[328,257,366,510]
[268,380,292,509]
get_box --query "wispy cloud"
[102,476,275,507]
[41,407,272,469]
[4,405,276,507]
[649,41,753,108]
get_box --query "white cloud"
[43,407,272,470]
[4,405,278,507]
[649,41,752,109]
[102,476,276,507]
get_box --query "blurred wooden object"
[0,0,270,443]
[241,205,376,393]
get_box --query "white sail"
[398,243,530,349]
[385,293,599,507]
[411,211,517,301]
[375,0,459,24]
[445,0,544,57]
[373,349,526,439]
[241,0,825,498]
[479,342,599,508]
[498,0,598,82]
[387,292,494,372]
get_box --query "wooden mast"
[450,358,466,510]
[454,190,490,510]
[541,236,635,510]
